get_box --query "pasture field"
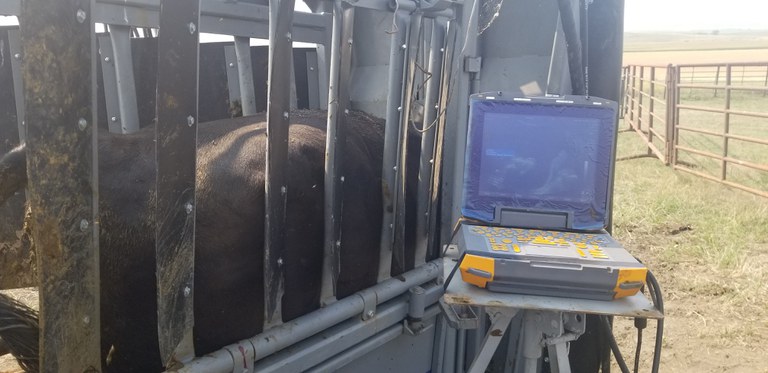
[616,32,768,372]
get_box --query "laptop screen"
[462,95,618,231]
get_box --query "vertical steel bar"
[97,34,123,133]
[664,64,675,165]
[378,10,408,282]
[629,65,636,129]
[7,29,24,143]
[714,65,720,97]
[224,45,242,111]
[722,64,731,181]
[305,50,321,109]
[20,0,101,371]
[395,13,423,272]
[647,66,655,156]
[154,0,201,366]
[321,0,354,305]
[674,65,681,166]
[235,36,257,116]
[109,24,140,133]
[264,0,296,328]
[414,18,445,266]
[638,66,644,135]
[427,23,456,260]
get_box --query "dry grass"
[611,129,768,372]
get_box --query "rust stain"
[490,329,503,337]
[446,295,472,304]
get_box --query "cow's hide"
[0,110,416,372]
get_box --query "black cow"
[0,110,407,372]
[0,109,605,372]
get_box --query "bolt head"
[183,286,191,297]
[13,53,20,60]
[188,22,197,34]
[77,118,88,131]
[229,62,235,68]
[111,116,118,122]
[83,315,90,325]
[277,258,284,266]
[80,219,89,231]
[366,310,375,318]
[401,44,406,49]
[185,202,193,214]
[187,115,195,127]
[76,9,87,23]
[309,66,315,71]
[104,56,111,62]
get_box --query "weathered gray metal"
[378,10,408,282]
[93,0,330,44]
[108,25,140,133]
[321,0,355,305]
[263,0,296,329]
[234,36,257,116]
[20,0,101,371]
[154,0,201,366]
[7,29,24,143]
[174,260,441,372]
[414,19,446,266]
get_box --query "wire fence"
[622,62,768,198]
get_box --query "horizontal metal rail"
[175,260,441,372]
[623,63,768,197]
[91,0,331,44]
[677,104,768,119]
[674,166,768,198]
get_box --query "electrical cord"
[601,315,631,373]
[646,270,664,373]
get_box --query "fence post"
[664,64,676,166]
[721,64,732,181]
[647,66,655,156]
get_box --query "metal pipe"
[320,0,344,306]
[394,13,423,271]
[306,324,404,372]
[234,36,257,116]
[254,289,442,372]
[108,24,140,133]
[263,0,296,329]
[307,304,441,372]
[414,18,446,266]
[177,260,441,372]
[378,10,408,282]
[556,0,585,95]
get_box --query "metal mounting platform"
[440,247,663,373]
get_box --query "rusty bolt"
[80,219,89,231]
[78,118,88,131]
[76,9,87,23]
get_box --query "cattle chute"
[0,0,665,372]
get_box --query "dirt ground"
[611,225,768,373]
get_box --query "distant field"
[624,30,768,65]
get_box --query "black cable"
[601,315,630,373]
[443,251,466,292]
[633,320,645,373]
[646,270,664,373]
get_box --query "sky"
[624,0,768,32]
[2,0,768,33]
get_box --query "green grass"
[613,129,768,297]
